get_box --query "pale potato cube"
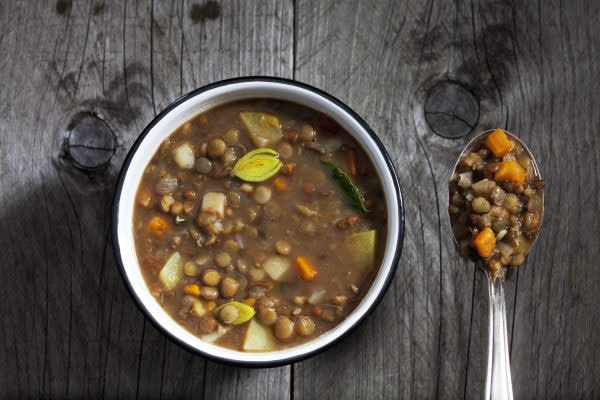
[201,192,226,218]
[172,142,195,169]
[262,255,291,281]
[158,252,183,290]
[243,319,276,351]
[345,230,376,270]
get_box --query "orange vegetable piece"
[345,149,358,176]
[281,162,296,175]
[485,129,513,157]
[183,284,201,297]
[273,177,288,192]
[495,161,526,184]
[242,298,256,307]
[295,256,317,281]
[147,216,170,236]
[473,227,496,258]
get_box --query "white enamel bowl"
[112,77,405,366]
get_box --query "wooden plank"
[0,0,292,399]
[179,1,294,398]
[497,1,600,399]
[294,1,469,397]
[203,361,291,400]
[0,0,151,397]
[294,0,600,399]
[145,1,295,399]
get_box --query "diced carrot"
[312,306,323,317]
[147,216,170,236]
[345,149,358,176]
[494,160,526,184]
[242,298,256,307]
[303,182,316,195]
[473,227,496,258]
[273,177,288,192]
[281,162,296,175]
[183,284,201,297]
[485,128,514,157]
[295,256,317,281]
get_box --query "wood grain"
[1,0,599,399]
[293,0,600,399]
[0,1,292,399]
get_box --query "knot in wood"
[189,1,221,23]
[65,112,116,171]
[424,81,479,139]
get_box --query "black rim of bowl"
[111,76,405,368]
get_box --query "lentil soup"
[448,129,544,278]
[133,99,387,351]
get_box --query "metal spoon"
[449,130,544,400]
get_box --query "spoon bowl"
[449,129,544,255]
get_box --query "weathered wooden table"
[2,0,599,398]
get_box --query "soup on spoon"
[448,128,544,279]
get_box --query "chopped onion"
[155,176,179,194]
[472,179,496,195]
[458,172,473,189]
[212,220,223,233]
[322,138,344,153]
[235,233,245,249]
[308,289,326,305]
[303,141,325,154]
[502,153,516,162]
[527,194,543,213]
[201,324,230,343]
[248,286,266,298]
[497,241,514,257]
[496,229,508,241]
[526,164,535,181]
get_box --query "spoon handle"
[485,272,514,400]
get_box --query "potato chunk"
[172,142,195,169]
[240,111,283,147]
[345,230,376,270]
[158,252,183,290]
[201,192,226,218]
[243,319,276,351]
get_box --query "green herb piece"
[321,159,369,213]
[277,282,288,294]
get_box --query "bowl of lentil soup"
[112,77,404,366]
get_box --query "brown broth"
[133,99,387,351]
